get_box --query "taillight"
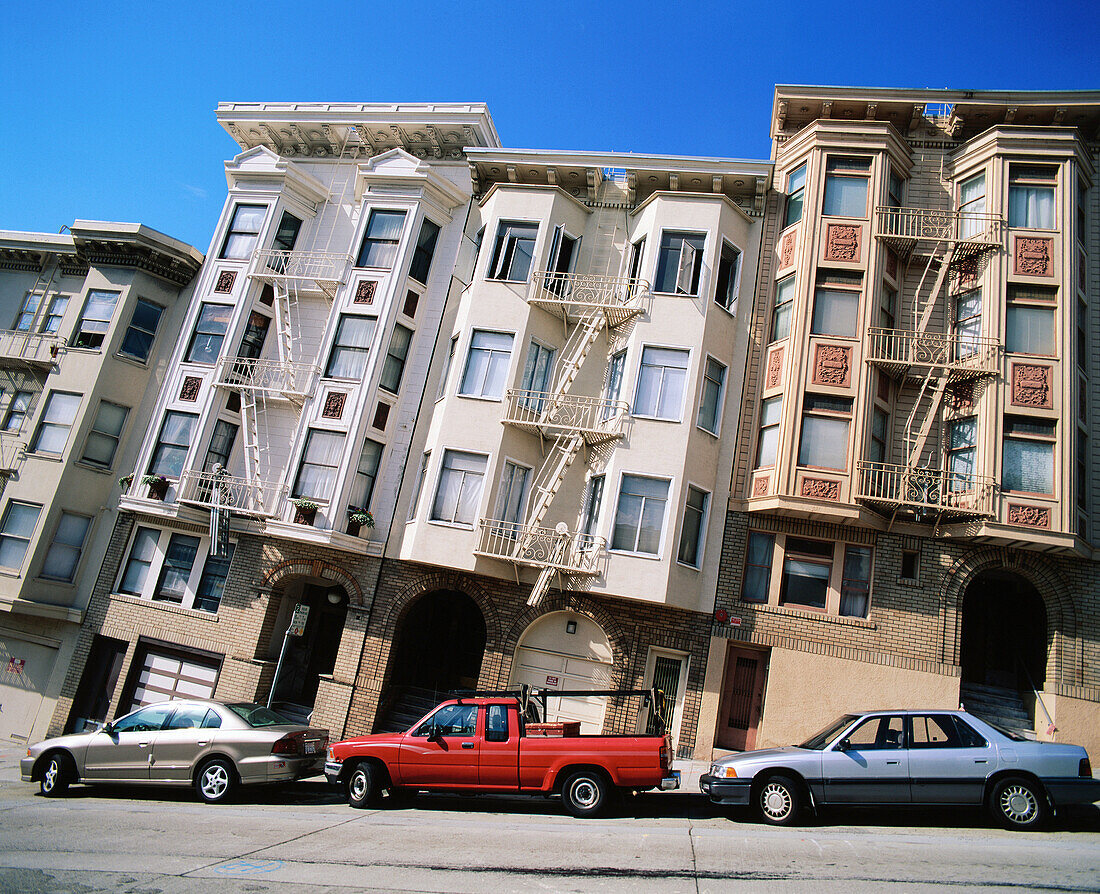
[272,733,303,755]
[659,737,671,769]
[1080,757,1092,777]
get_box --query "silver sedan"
[21,700,328,804]
[700,710,1100,829]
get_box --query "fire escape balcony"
[474,519,605,575]
[866,328,1001,382]
[502,390,628,445]
[177,470,288,518]
[247,249,352,299]
[0,433,23,473]
[855,461,997,522]
[213,357,319,400]
[0,329,60,368]
[527,271,649,327]
[873,206,1004,260]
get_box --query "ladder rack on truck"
[448,686,669,736]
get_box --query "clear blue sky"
[2,0,1097,252]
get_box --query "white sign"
[288,604,310,637]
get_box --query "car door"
[479,704,519,790]
[83,703,174,781]
[906,713,991,805]
[397,703,481,788]
[820,713,910,804]
[149,704,221,782]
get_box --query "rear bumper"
[660,770,681,791]
[700,773,752,805]
[1045,777,1100,808]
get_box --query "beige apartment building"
[696,87,1100,759]
[0,222,201,742]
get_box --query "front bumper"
[1045,777,1100,808]
[700,773,752,805]
[660,770,681,791]
[19,755,35,783]
[324,759,343,785]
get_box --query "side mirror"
[834,738,850,752]
[100,721,114,735]
[426,726,441,742]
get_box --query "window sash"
[32,391,81,455]
[408,451,431,520]
[742,531,774,602]
[823,172,869,218]
[697,358,726,433]
[82,401,129,467]
[799,414,850,470]
[634,347,689,420]
[380,324,413,393]
[325,315,377,379]
[781,556,831,608]
[220,205,266,260]
[1009,185,1055,229]
[351,439,384,509]
[611,475,669,554]
[119,526,159,594]
[495,462,531,526]
[783,165,807,228]
[41,512,92,582]
[3,391,31,433]
[1006,304,1056,355]
[677,486,708,567]
[0,501,41,570]
[187,304,232,364]
[154,534,200,603]
[150,411,198,478]
[73,290,120,347]
[356,210,407,268]
[1003,437,1054,494]
[409,219,441,283]
[293,430,346,501]
[460,330,514,398]
[580,475,605,540]
[489,222,538,282]
[655,232,705,294]
[811,287,860,338]
[119,299,163,361]
[714,244,741,309]
[431,450,487,525]
[193,544,234,614]
[839,545,872,618]
[771,276,795,341]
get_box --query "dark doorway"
[375,589,486,732]
[271,583,348,716]
[960,570,1047,692]
[715,644,769,751]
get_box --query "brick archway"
[261,558,365,605]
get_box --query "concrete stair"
[375,686,442,733]
[960,682,1037,740]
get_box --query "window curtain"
[119,527,159,594]
[1006,306,1055,354]
[1003,439,1053,494]
[798,415,849,470]
[1009,186,1055,229]
[295,430,345,500]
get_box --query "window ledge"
[426,519,476,531]
[897,576,921,588]
[114,353,152,370]
[25,452,64,464]
[632,414,683,424]
[456,393,504,403]
[109,591,219,621]
[607,548,663,562]
[73,460,113,475]
[742,599,876,629]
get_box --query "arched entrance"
[376,589,486,732]
[510,611,614,734]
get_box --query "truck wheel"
[196,757,237,804]
[756,774,802,826]
[39,753,73,797]
[347,762,381,809]
[990,777,1047,830]
[562,769,609,818]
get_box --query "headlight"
[710,764,738,779]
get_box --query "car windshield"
[981,717,1028,742]
[226,703,293,727]
[799,714,858,750]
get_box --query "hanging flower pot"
[291,498,318,525]
[347,506,375,536]
[141,474,169,500]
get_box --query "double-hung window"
[579,475,605,548]
[1003,417,1055,495]
[839,546,872,618]
[811,272,862,338]
[677,486,709,568]
[437,336,457,401]
[822,157,871,218]
[869,408,889,465]
[611,474,669,555]
[755,397,782,468]
[958,173,986,239]
[460,330,513,399]
[489,222,538,282]
[409,219,441,284]
[380,324,413,393]
[31,391,80,455]
[268,211,302,269]
[351,439,383,510]
[82,400,129,468]
[220,204,266,260]
[742,532,774,603]
[1009,165,1056,229]
[714,243,741,311]
[519,340,555,411]
[407,451,431,521]
[149,411,198,478]
[947,417,977,492]
[186,303,232,364]
[780,537,833,610]
[119,298,164,362]
[696,357,726,434]
[431,450,486,526]
[634,346,688,420]
[42,295,69,334]
[154,534,201,603]
[798,395,852,471]
[203,420,238,472]
[14,292,64,332]
[771,276,795,341]
[293,429,345,503]
[325,314,376,379]
[13,293,40,331]
[783,164,807,228]
[0,501,41,570]
[879,285,897,330]
[194,546,235,614]
[41,512,91,582]
[654,231,705,295]
[602,350,626,420]
[356,210,407,268]
[119,527,159,594]
[3,391,31,433]
[1006,286,1057,355]
[952,288,982,360]
[72,290,120,349]
[495,461,531,527]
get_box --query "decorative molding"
[214,270,237,293]
[752,475,770,497]
[801,477,840,501]
[823,223,861,262]
[354,280,378,304]
[766,346,784,389]
[812,343,851,387]
[1007,503,1051,529]
[322,392,347,419]
[179,376,202,402]
[779,228,797,269]
[1014,237,1054,277]
[1011,363,1053,408]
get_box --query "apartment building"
[0,222,201,742]
[697,87,1100,759]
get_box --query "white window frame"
[80,400,130,469]
[609,471,673,558]
[0,500,42,572]
[355,208,409,269]
[114,525,229,612]
[407,451,431,522]
[494,457,533,526]
[30,391,81,456]
[488,220,540,283]
[429,448,490,529]
[676,483,710,570]
[458,329,515,401]
[437,335,458,402]
[39,511,93,583]
[696,355,727,436]
[71,289,120,350]
[654,229,707,296]
[713,240,743,313]
[632,344,691,423]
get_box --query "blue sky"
[2,0,1097,252]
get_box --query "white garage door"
[0,635,58,742]
[129,649,220,713]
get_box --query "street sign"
[288,604,310,637]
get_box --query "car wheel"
[561,769,609,818]
[990,776,1047,830]
[39,753,72,797]
[195,757,237,804]
[347,762,381,809]
[756,774,802,826]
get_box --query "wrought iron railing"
[475,519,604,575]
[250,249,351,284]
[874,206,1003,247]
[0,329,59,365]
[214,357,319,398]
[866,328,1000,377]
[856,461,997,518]
[503,390,628,439]
[177,470,288,518]
[528,271,649,323]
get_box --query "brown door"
[716,645,769,751]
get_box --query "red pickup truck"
[324,694,680,816]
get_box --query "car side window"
[413,704,478,737]
[112,704,173,733]
[164,704,211,731]
[201,709,222,729]
[485,705,509,742]
[909,714,961,748]
[950,716,988,748]
[845,715,905,750]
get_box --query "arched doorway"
[510,611,614,734]
[376,589,486,732]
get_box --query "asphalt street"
[1,743,1098,894]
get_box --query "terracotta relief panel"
[214,270,236,293]
[1014,237,1054,277]
[823,223,861,262]
[801,477,840,501]
[322,392,347,419]
[766,346,784,389]
[1011,364,1053,409]
[812,344,852,387]
[1007,503,1051,529]
[778,228,797,269]
[179,376,202,402]
[752,475,770,498]
[354,280,378,304]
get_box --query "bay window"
[1003,416,1055,495]
[798,395,852,470]
[1009,165,1056,229]
[822,157,871,218]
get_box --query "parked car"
[22,700,328,804]
[325,695,679,817]
[700,710,1100,829]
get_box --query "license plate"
[303,742,316,754]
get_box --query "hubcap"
[1000,785,1038,823]
[570,778,599,809]
[350,771,367,800]
[43,761,57,791]
[761,782,792,819]
[202,764,229,799]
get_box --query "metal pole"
[267,628,292,709]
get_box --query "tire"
[39,753,72,797]
[195,757,237,804]
[561,769,610,818]
[347,762,381,809]
[755,774,802,826]
[990,776,1047,830]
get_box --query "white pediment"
[358,147,430,177]
[355,147,471,211]
[224,145,330,211]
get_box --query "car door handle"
[461,742,475,749]
[139,742,150,748]
[974,759,988,764]
[885,760,899,765]
[197,741,209,747]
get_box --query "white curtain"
[811,288,859,338]
[1009,186,1055,229]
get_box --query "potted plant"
[118,473,134,491]
[291,498,319,525]
[140,474,169,500]
[346,506,375,536]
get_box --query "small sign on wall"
[7,658,25,674]
[545,675,559,686]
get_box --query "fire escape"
[856,203,1003,525]
[178,249,350,517]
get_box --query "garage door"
[0,635,58,742]
[128,648,220,713]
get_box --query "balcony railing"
[475,519,605,575]
[502,390,628,443]
[874,206,1004,255]
[214,357,319,399]
[527,271,649,327]
[249,249,352,297]
[855,461,997,520]
[0,329,59,367]
[866,328,1000,380]
[177,470,288,518]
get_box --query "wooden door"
[716,645,768,751]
